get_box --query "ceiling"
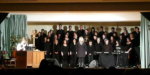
[13,12,141,22]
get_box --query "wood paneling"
[0,0,150,3]
[0,2,150,12]
[16,51,45,69]
[28,22,140,26]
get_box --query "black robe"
[87,45,95,63]
[53,44,61,63]
[44,42,52,58]
[69,43,77,67]
[61,45,69,68]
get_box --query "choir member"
[108,27,117,40]
[87,40,95,65]
[39,29,47,51]
[68,25,74,44]
[53,39,61,63]
[132,27,140,65]
[35,32,41,50]
[89,27,95,40]
[73,32,78,42]
[124,38,135,67]
[69,39,77,68]
[129,33,138,67]
[84,29,89,37]
[93,35,97,45]
[95,38,103,66]
[56,24,65,44]
[61,40,69,68]
[77,25,85,38]
[77,37,87,67]
[44,37,52,58]
[100,39,115,68]
[98,26,105,39]
[110,36,116,51]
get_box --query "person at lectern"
[16,37,28,51]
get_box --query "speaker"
[39,58,61,70]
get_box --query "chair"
[2,51,16,68]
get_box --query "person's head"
[89,40,93,46]
[100,26,103,31]
[46,38,50,42]
[129,33,134,39]
[80,25,83,30]
[91,27,95,32]
[85,29,88,34]
[93,35,97,40]
[38,32,41,36]
[135,27,139,32]
[65,33,69,38]
[54,34,58,39]
[69,25,72,30]
[54,39,58,44]
[110,36,114,41]
[41,29,45,33]
[74,32,78,39]
[111,27,115,32]
[119,35,123,39]
[94,31,98,36]
[97,38,101,43]
[104,39,109,45]
[116,40,120,46]
[102,34,106,40]
[73,39,77,44]
[58,24,62,30]
[79,36,84,45]
[63,40,67,45]
[113,33,117,37]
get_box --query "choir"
[34,24,140,68]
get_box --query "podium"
[16,51,45,69]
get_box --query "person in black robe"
[132,27,140,65]
[87,40,95,65]
[77,37,87,67]
[121,27,129,50]
[56,24,65,44]
[61,40,69,68]
[77,25,85,38]
[98,26,105,39]
[108,27,117,40]
[129,33,139,67]
[124,38,134,67]
[69,39,77,68]
[67,26,74,44]
[95,38,103,66]
[44,37,52,58]
[39,29,47,51]
[100,39,115,68]
[110,36,116,51]
[53,39,61,64]
[89,27,95,40]
[35,32,41,50]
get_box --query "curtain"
[140,13,150,68]
[0,14,27,56]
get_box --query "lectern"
[16,51,45,69]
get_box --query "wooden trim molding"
[0,2,150,12]
[28,21,140,26]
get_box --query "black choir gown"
[87,45,95,64]
[53,44,61,63]
[44,42,52,58]
[100,44,115,68]
[61,45,69,68]
[95,43,103,66]
[69,43,77,67]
